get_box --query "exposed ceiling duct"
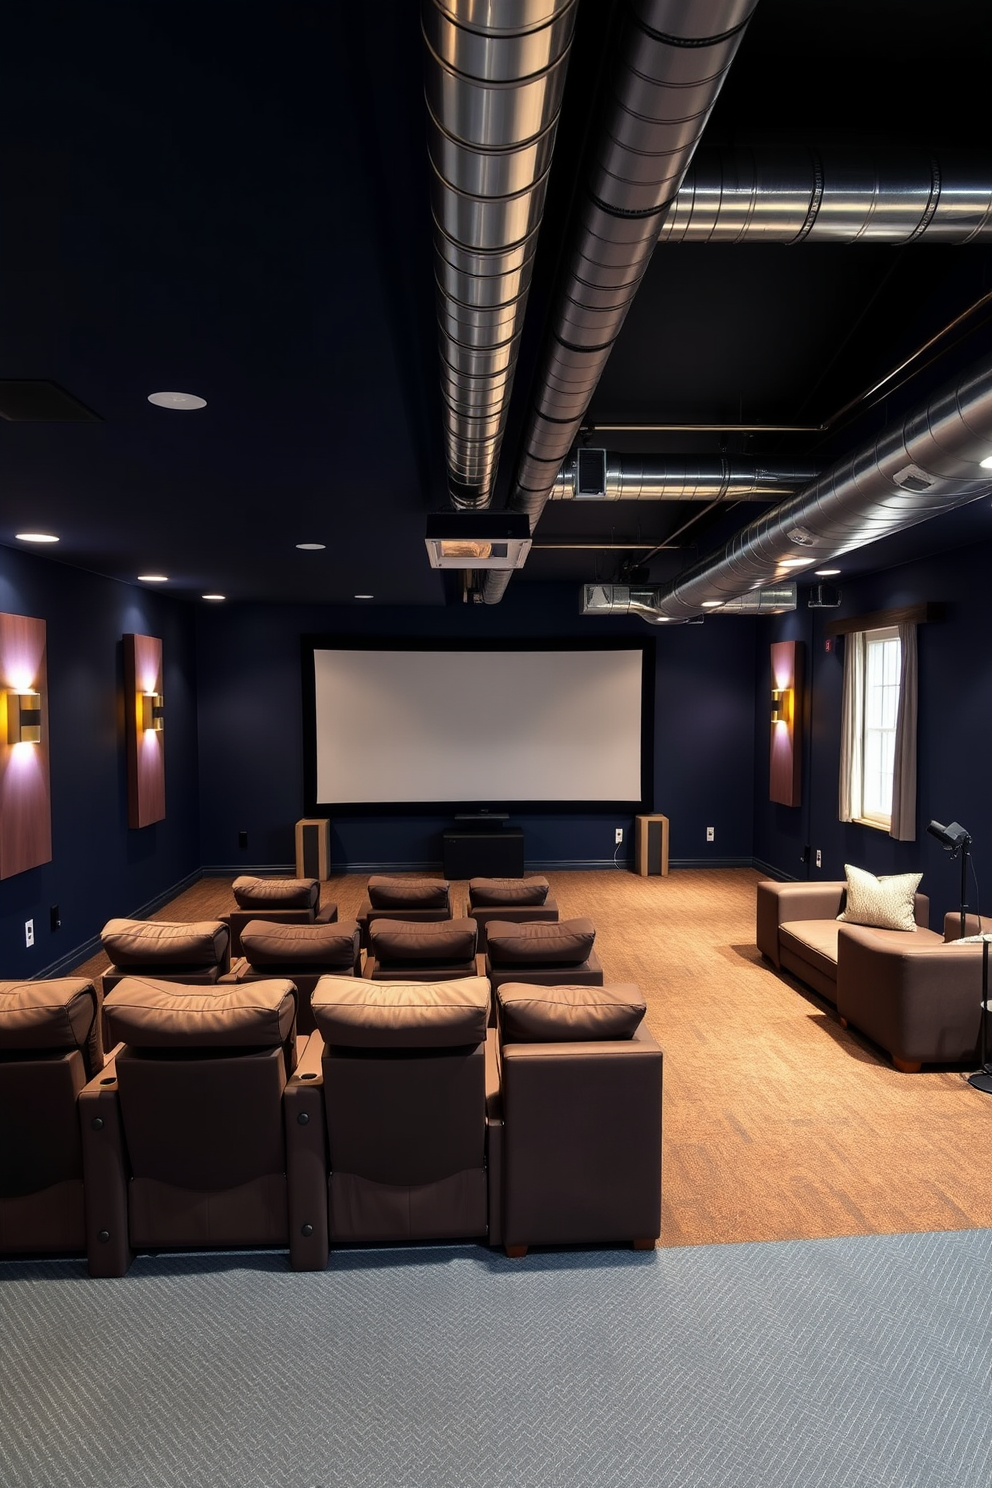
[658,148,992,244]
[582,350,992,622]
[424,0,579,510]
[481,0,760,600]
[583,580,797,619]
[550,452,821,501]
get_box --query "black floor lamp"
[927,819,992,1095]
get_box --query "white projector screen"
[307,645,648,807]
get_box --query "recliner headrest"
[0,978,101,1076]
[369,918,477,964]
[103,978,296,1047]
[486,917,595,966]
[232,876,319,910]
[240,919,359,968]
[101,918,230,968]
[366,876,450,910]
[312,975,489,1048]
[469,875,550,907]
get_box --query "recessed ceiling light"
[296,542,326,551]
[354,593,374,600]
[15,532,60,543]
[779,557,815,568]
[147,391,207,410]
[202,593,226,601]
[138,574,169,583]
[814,568,841,576]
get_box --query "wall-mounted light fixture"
[140,691,164,732]
[7,690,42,745]
[771,687,793,725]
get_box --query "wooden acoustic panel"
[0,612,53,878]
[124,633,165,828]
[769,639,803,808]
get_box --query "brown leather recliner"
[484,918,604,995]
[284,974,499,1262]
[80,977,305,1276]
[467,875,559,952]
[495,982,662,1257]
[356,876,452,949]
[0,979,102,1255]
[226,918,362,1034]
[364,917,479,981]
[100,918,231,996]
[227,875,338,955]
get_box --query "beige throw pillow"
[837,863,921,932]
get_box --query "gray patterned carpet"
[1,1228,990,1488]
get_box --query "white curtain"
[889,621,918,841]
[838,630,864,823]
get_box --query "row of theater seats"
[0,874,663,1273]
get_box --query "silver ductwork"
[583,581,796,620]
[424,0,579,509]
[598,351,992,623]
[482,0,759,598]
[659,148,992,243]
[551,453,821,501]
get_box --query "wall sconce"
[140,692,164,732]
[7,690,42,745]
[771,687,793,725]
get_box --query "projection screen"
[304,642,651,809]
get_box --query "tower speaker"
[635,814,669,876]
[295,818,330,879]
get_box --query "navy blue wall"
[0,546,200,977]
[195,584,758,873]
[754,534,992,920]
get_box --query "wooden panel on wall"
[0,612,53,878]
[769,639,803,808]
[124,633,165,828]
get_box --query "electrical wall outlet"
[706,826,715,842]
[50,904,61,932]
[238,830,248,850]
[815,849,822,868]
[24,919,34,948]
[615,827,624,844]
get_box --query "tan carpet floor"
[73,865,992,1249]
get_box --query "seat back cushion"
[486,917,595,966]
[497,982,646,1042]
[369,918,477,965]
[240,919,359,968]
[366,876,450,910]
[312,975,489,1048]
[0,979,101,1078]
[468,876,550,907]
[103,978,296,1048]
[232,875,319,910]
[101,918,230,968]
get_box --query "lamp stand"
[968,937,992,1095]
[956,837,972,941]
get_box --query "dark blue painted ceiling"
[1,0,990,607]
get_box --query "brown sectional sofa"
[757,880,986,1071]
[756,880,933,1005]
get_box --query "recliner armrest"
[78,1053,133,1277]
[284,1032,328,1271]
[757,881,846,966]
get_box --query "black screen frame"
[301,635,655,816]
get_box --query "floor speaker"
[635,814,669,876]
[295,818,330,879]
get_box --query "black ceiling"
[2,1,990,608]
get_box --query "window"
[839,621,917,840]
[861,627,900,827]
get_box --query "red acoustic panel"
[124,633,165,828]
[0,612,53,878]
[769,639,803,808]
